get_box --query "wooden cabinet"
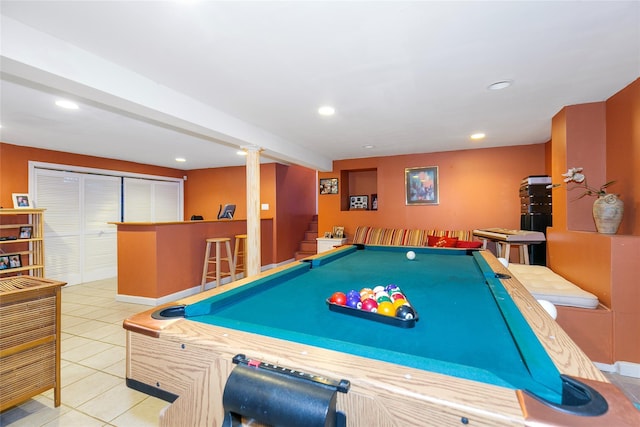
[0,276,66,410]
[316,237,347,253]
[0,209,45,278]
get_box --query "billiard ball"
[329,292,347,306]
[385,284,399,292]
[359,288,373,298]
[395,305,416,320]
[361,298,378,312]
[376,295,392,304]
[372,285,386,294]
[346,297,363,310]
[392,298,407,310]
[406,250,416,260]
[347,289,360,300]
[377,301,395,317]
[391,292,406,301]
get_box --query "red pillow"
[427,235,459,247]
[455,240,483,249]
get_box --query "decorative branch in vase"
[548,167,623,234]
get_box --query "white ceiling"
[1,1,638,171]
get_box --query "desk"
[124,245,637,426]
[473,228,546,264]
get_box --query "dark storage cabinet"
[519,176,552,266]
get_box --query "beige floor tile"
[64,319,112,336]
[60,371,122,408]
[0,395,70,427]
[60,361,98,387]
[40,408,106,427]
[99,328,127,347]
[78,345,125,371]
[61,314,90,328]
[63,339,115,363]
[61,335,95,353]
[76,381,148,423]
[110,396,167,427]
[103,358,126,378]
[75,322,124,341]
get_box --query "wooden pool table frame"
[124,248,638,426]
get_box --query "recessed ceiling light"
[487,80,513,91]
[362,144,375,149]
[237,150,248,156]
[318,106,335,116]
[470,133,486,140]
[175,157,186,162]
[55,99,79,109]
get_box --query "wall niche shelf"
[340,168,378,212]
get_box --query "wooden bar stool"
[201,237,235,291]
[233,234,247,278]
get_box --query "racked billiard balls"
[377,301,396,317]
[395,305,416,320]
[361,298,378,312]
[346,297,363,309]
[329,292,347,306]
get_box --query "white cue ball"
[406,250,416,260]
[537,299,558,320]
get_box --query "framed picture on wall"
[319,178,339,194]
[405,166,439,205]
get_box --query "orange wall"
[0,142,185,209]
[606,78,640,235]
[548,78,640,363]
[274,163,317,262]
[184,163,316,264]
[318,144,547,239]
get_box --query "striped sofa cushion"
[366,228,386,245]
[352,226,370,244]
[403,229,427,246]
[380,228,406,246]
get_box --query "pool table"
[124,245,638,426]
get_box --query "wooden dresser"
[0,276,66,411]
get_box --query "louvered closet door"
[34,169,120,285]
[124,177,180,222]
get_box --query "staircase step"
[295,251,315,261]
[299,240,316,252]
[304,231,318,241]
[308,221,318,233]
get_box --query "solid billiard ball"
[330,292,347,306]
[395,305,416,320]
[392,298,407,310]
[361,298,378,312]
[377,301,395,317]
[406,250,416,260]
[347,289,360,300]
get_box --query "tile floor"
[1,277,639,426]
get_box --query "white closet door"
[35,170,82,285]
[124,177,180,222]
[83,175,121,282]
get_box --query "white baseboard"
[594,361,640,378]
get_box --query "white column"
[243,145,262,277]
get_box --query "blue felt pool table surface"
[185,245,563,403]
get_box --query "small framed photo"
[371,194,378,211]
[0,254,22,270]
[405,166,439,205]
[349,195,369,210]
[332,226,345,238]
[323,231,332,238]
[12,193,33,209]
[319,178,339,195]
[19,226,33,239]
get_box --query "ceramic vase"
[592,194,624,234]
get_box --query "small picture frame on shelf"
[319,178,339,195]
[0,253,22,270]
[349,195,369,210]
[323,231,332,238]
[19,226,33,239]
[332,226,345,238]
[371,194,378,210]
[12,193,33,209]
